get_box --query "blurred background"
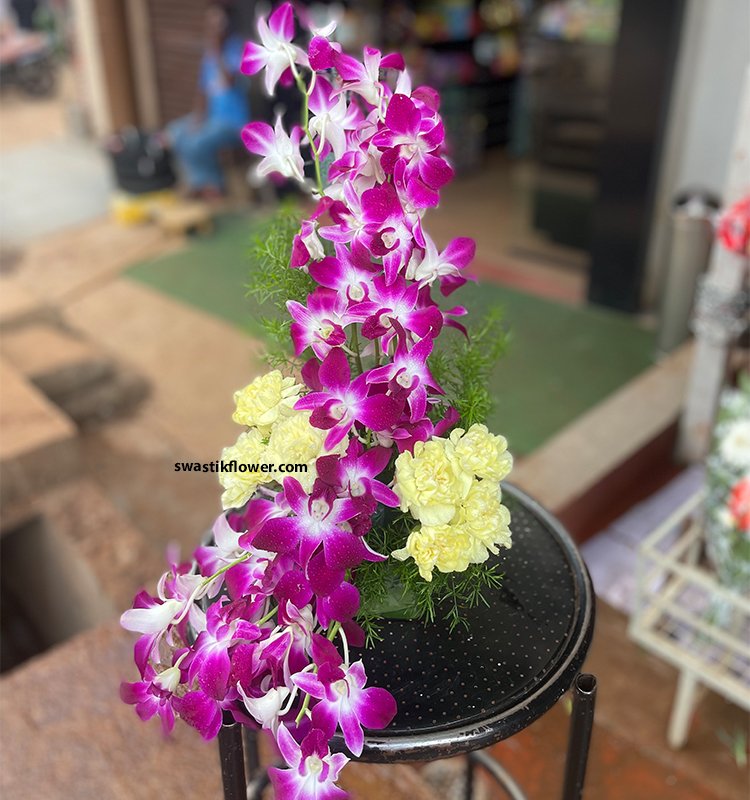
[0,1,748,798]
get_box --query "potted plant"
[121,6,514,796]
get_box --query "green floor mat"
[126,212,654,454]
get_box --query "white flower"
[719,419,750,469]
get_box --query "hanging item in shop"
[120,5,515,796]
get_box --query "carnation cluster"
[121,6,513,798]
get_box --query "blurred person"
[166,1,248,199]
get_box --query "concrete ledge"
[0,358,78,519]
[0,279,59,331]
[1,324,114,397]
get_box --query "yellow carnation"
[450,424,513,482]
[219,429,267,510]
[265,409,347,492]
[392,524,473,581]
[456,479,512,556]
[232,370,302,434]
[393,438,472,525]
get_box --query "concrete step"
[0,278,60,332]
[1,323,150,426]
[1,323,114,397]
[0,621,435,800]
[1,478,165,671]
[0,357,78,521]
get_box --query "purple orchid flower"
[120,657,185,735]
[319,182,418,284]
[328,136,385,195]
[373,93,453,201]
[416,285,470,336]
[308,34,341,71]
[270,726,349,800]
[187,601,261,701]
[294,347,403,448]
[316,438,399,507]
[287,288,352,359]
[376,415,435,453]
[253,477,379,570]
[293,636,397,757]
[196,511,275,600]
[366,329,442,422]
[240,3,308,95]
[308,76,362,160]
[334,46,405,107]
[307,242,380,304]
[290,198,334,268]
[257,601,317,686]
[242,116,305,183]
[237,678,290,735]
[405,233,476,295]
[171,689,223,741]
[360,274,443,347]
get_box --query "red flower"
[728,476,750,533]
[717,195,750,255]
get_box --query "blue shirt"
[200,36,249,129]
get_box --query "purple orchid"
[242,116,305,183]
[294,347,403,448]
[287,288,352,359]
[240,3,307,95]
[367,329,443,422]
[308,76,362,160]
[253,477,379,570]
[270,726,349,800]
[334,46,405,107]
[196,511,275,600]
[307,242,379,304]
[317,438,399,507]
[405,233,475,294]
[373,93,453,207]
[293,636,397,757]
[171,689,224,741]
[360,273,443,347]
[120,657,185,735]
[186,601,261,701]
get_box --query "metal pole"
[561,673,597,800]
[464,753,475,800]
[218,712,247,800]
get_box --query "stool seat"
[340,483,596,762]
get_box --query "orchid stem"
[295,691,312,725]
[350,326,365,375]
[293,64,324,195]
[256,605,278,625]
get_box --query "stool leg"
[464,754,475,800]
[667,669,698,749]
[218,712,247,800]
[561,673,597,800]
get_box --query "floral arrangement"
[121,5,514,797]
[705,374,750,592]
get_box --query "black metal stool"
[218,483,597,799]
